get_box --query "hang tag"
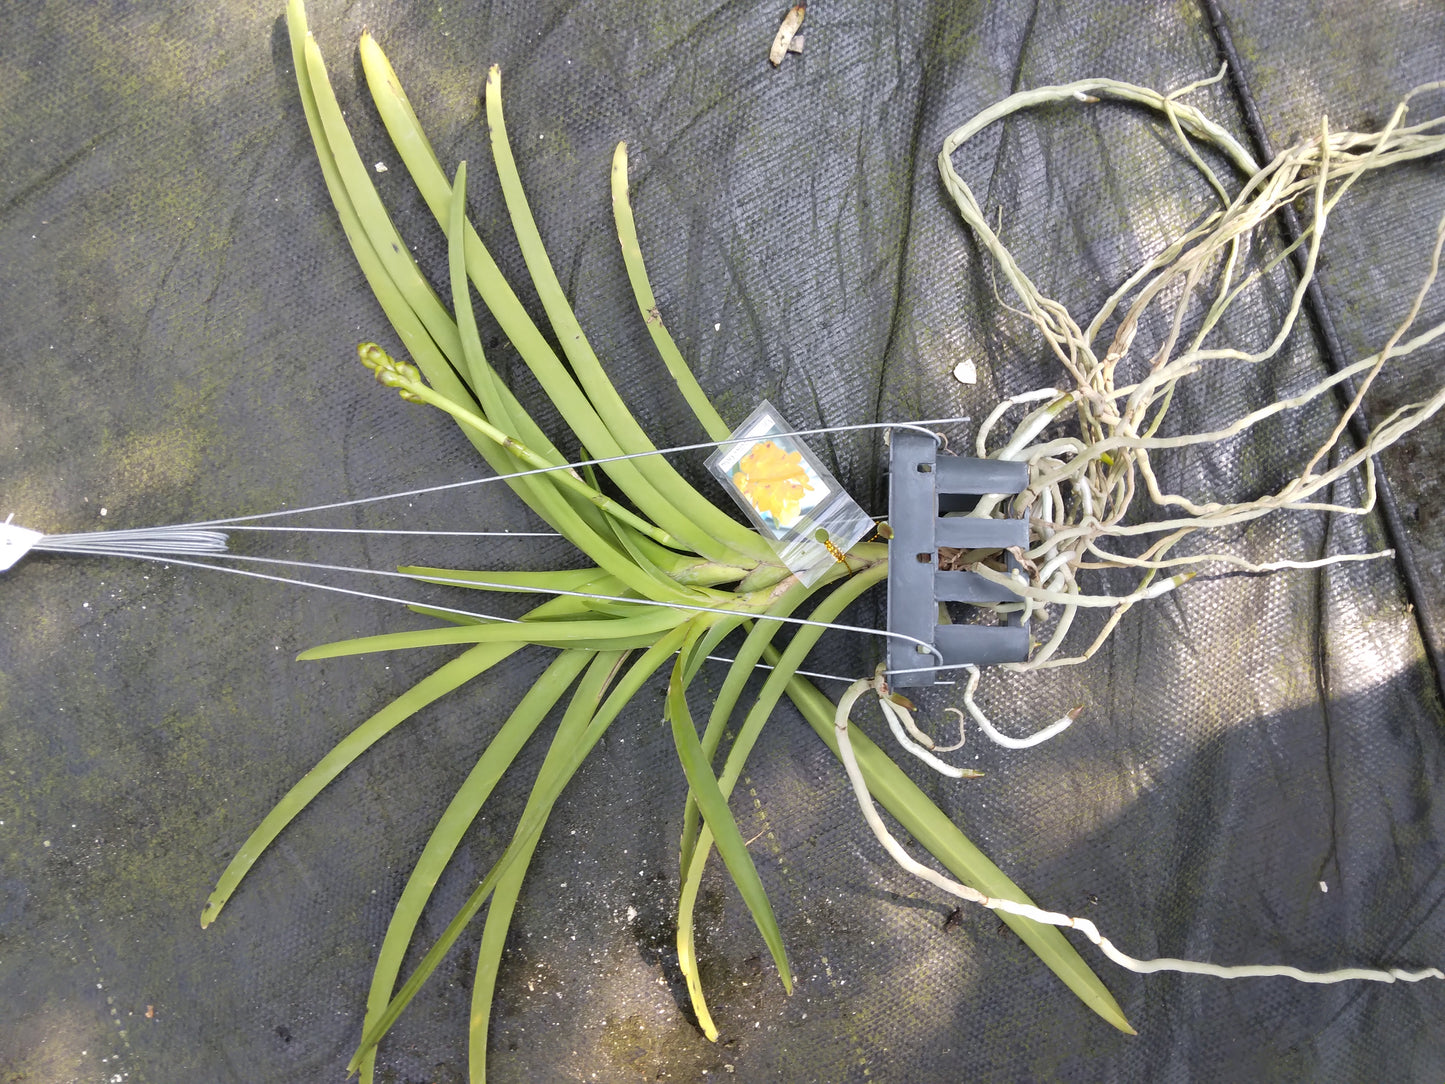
[0,518,43,573]
[706,402,874,586]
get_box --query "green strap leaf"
[780,670,1135,1035]
[667,625,793,1001]
[466,650,626,1083]
[200,639,520,928]
[349,629,690,1072]
[678,577,821,875]
[401,565,617,595]
[676,562,885,1036]
[355,648,594,1084]
[482,67,767,566]
[610,141,733,445]
[297,607,686,659]
[293,7,684,602]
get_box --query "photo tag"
[706,402,874,586]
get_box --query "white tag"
[0,519,43,573]
[706,402,873,586]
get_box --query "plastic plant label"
[707,401,874,586]
[0,519,43,574]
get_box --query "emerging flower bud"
[357,342,424,400]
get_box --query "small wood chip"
[769,5,805,66]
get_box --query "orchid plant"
[200,4,1445,1081]
[198,4,1127,1081]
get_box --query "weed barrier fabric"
[0,1,1441,1081]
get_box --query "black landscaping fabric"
[1,2,1442,1081]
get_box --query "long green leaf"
[357,32,770,569]
[349,628,690,1071]
[668,627,793,999]
[297,608,685,659]
[678,582,818,877]
[467,650,627,1083]
[404,581,639,628]
[610,141,732,444]
[676,562,885,1036]
[442,162,688,594]
[779,671,1135,1034]
[285,2,510,509]
[293,9,684,603]
[402,565,616,595]
[200,639,520,927]
[483,69,763,566]
[356,648,593,1084]
[294,24,471,408]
